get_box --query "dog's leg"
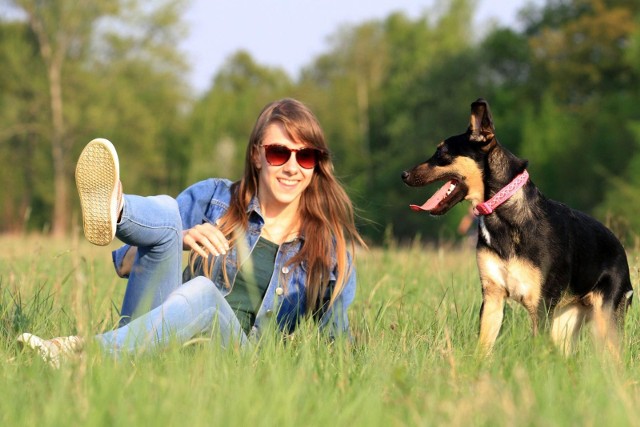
[524,304,541,337]
[550,302,588,356]
[505,290,544,347]
[478,284,507,355]
[589,293,621,362]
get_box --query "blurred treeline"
[1,0,639,246]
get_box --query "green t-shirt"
[225,236,279,333]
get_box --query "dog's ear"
[469,98,496,148]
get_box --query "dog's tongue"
[410,180,456,212]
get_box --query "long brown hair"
[194,98,365,314]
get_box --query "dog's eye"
[436,146,448,160]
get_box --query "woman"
[18,98,365,367]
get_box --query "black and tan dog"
[401,98,633,356]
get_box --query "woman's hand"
[182,222,229,258]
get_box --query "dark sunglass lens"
[265,145,291,166]
[296,148,318,169]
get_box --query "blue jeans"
[94,194,248,356]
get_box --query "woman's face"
[255,122,315,213]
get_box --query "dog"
[401,98,633,356]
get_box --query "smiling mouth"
[409,179,468,215]
[278,177,300,185]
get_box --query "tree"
[0,0,190,233]
[3,1,120,235]
[519,0,639,215]
[595,10,640,243]
[526,0,637,103]
[367,0,478,242]
[300,21,390,196]
[187,51,293,184]
[518,93,585,207]
[0,21,47,231]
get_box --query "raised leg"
[115,194,184,325]
[76,138,184,325]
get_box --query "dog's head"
[401,98,497,215]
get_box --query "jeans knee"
[172,276,218,308]
[154,195,181,225]
[121,194,182,234]
[144,195,182,247]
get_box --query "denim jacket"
[120,178,356,339]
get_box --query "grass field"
[2,235,640,426]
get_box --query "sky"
[180,0,542,94]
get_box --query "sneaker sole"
[75,138,120,246]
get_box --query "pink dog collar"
[473,170,529,216]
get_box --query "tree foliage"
[187,51,293,183]
[1,0,639,245]
[0,0,189,233]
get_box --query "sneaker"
[75,138,123,246]
[17,333,84,369]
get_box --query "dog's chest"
[477,250,543,305]
[478,217,492,246]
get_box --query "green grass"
[2,235,640,426]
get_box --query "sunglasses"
[261,144,323,169]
